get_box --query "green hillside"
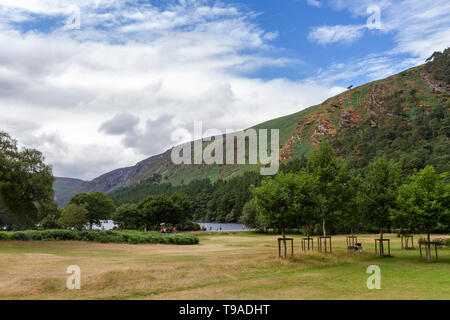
[125,59,449,186]
[55,49,449,206]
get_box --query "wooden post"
[278,238,294,258]
[401,235,414,249]
[278,239,281,258]
[375,239,391,257]
[317,236,332,253]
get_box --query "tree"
[240,198,264,231]
[0,132,55,228]
[69,192,116,230]
[137,195,157,231]
[169,192,192,225]
[37,200,61,229]
[397,166,449,260]
[40,207,63,230]
[58,204,89,230]
[0,201,24,230]
[136,192,193,231]
[294,171,319,238]
[363,158,402,254]
[306,141,349,251]
[340,175,364,237]
[138,194,174,231]
[111,204,140,230]
[252,173,301,258]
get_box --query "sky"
[0,0,449,180]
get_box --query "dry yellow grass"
[0,233,448,300]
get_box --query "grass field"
[0,233,448,300]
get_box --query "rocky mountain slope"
[54,52,449,206]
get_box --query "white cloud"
[308,24,365,44]
[99,113,139,135]
[307,0,450,84]
[0,0,341,180]
[306,0,322,8]
[325,0,450,59]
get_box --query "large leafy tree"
[58,204,89,230]
[292,171,318,238]
[169,192,192,225]
[252,173,303,258]
[111,204,140,230]
[0,132,55,228]
[306,141,349,251]
[137,195,157,231]
[339,175,365,237]
[69,192,116,230]
[137,192,192,230]
[240,198,265,231]
[397,166,449,259]
[363,158,402,246]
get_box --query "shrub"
[176,222,201,232]
[0,229,199,245]
[10,231,32,241]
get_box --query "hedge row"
[0,229,199,245]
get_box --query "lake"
[96,221,251,232]
[94,220,115,230]
[197,223,251,231]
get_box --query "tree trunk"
[282,228,287,259]
[426,232,431,261]
[380,228,384,256]
[322,218,327,252]
[90,222,93,231]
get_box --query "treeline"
[109,171,265,223]
[109,141,450,235]
[38,191,199,232]
[242,142,449,257]
[0,131,199,232]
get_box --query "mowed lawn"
[0,233,448,300]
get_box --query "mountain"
[54,51,449,206]
[53,177,85,206]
